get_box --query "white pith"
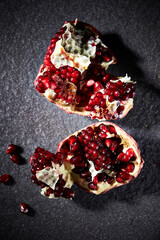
[50,22,112,73]
[36,162,73,199]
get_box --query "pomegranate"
[34,20,135,120]
[30,147,75,199]
[58,122,144,194]
[31,123,144,198]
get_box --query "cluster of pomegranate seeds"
[95,44,115,63]
[105,81,135,102]
[36,65,81,104]
[30,147,75,199]
[0,174,10,183]
[60,124,136,191]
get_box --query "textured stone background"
[0,0,160,239]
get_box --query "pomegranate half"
[58,122,144,195]
[30,122,144,198]
[34,20,135,120]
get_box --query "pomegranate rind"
[57,122,144,195]
[34,65,134,120]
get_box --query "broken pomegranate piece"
[30,147,74,199]
[58,122,144,195]
[34,20,135,120]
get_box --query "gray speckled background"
[0,0,160,239]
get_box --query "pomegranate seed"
[20,203,29,214]
[90,142,99,150]
[67,66,73,73]
[54,152,63,164]
[122,154,130,162]
[110,140,118,152]
[6,144,17,154]
[103,74,111,82]
[117,152,125,161]
[116,176,124,183]
[71,142,80,152]
[62,188,75,198]
[126,148,135,158]
[119,172,131,180]
[117,106,124,115]
[70,77,78,84]
[127,163,135,172]
[105,139,112,148]
[108,95,114,102]
[99,132,107,139]
[85,105,93,111]
[108,125,117,134]
[45,188,54,196]
[114,91,120,98]
[94,82,103,92]
[44,59,51,66]
[0,174,10,183]
[100,99,106,107]
[93,176,98,184]
[93,150,98,158]
[88,182,98,190]
[10,155,20,164]
[68,136,77,146]
[107,177,114,184]
[71,70,80,78]
[86,127,94,135]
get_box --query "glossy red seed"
[67,66,74,73]
[105,139,112,148]
[10,155,20,164]
[108,95,114,102]
[88,182,98,190]
[107,177,114,184]
[70,77,78,84]
[116,176,124,183]
[44,58,51,66]
[71,70,80,78]
[94,82,103,92]
[68,136,77,146]
[114,91,120,98]
[71,142,80,152]
[93,150,98,158]
[127,163,135,172]
[126,148,135,158]
[122,154,130,162]
[117,106,124,115]
[0,174,10,183]
[119,172,131,180]
[6,144,17,154]
[90,142,99,150]
[20,203,29,214]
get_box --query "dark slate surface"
[0,0,160,239]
